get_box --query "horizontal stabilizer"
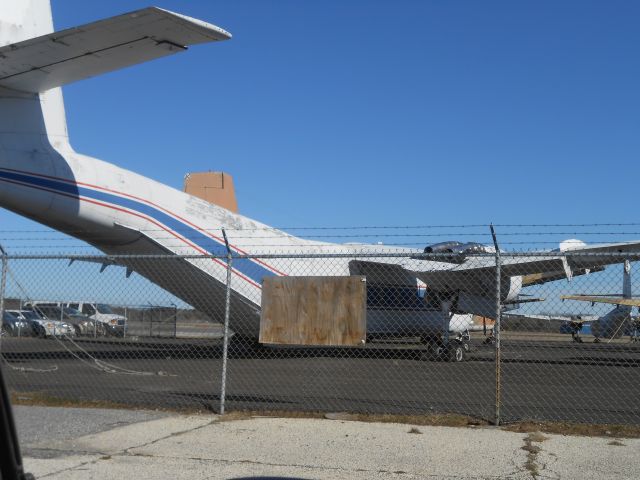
[561,295,640,307]
[502,313,599,324]
[522,266,604,287]
[0,7,230,93]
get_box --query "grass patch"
[503,420,640,439]
[521,432,548,478]
[216,410,487,427]
[324,412,487,427]
[10,392,134,410]
[9,392,640,438]
[217,410,326,422]
[10,391,218,415]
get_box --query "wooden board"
[260,276,367,346]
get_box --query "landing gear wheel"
[420,341,445,361]
[448,343,466,363]
[426,343,443,361]
[462,341,471,353]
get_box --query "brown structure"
[260,276,367,346]
[183,171,238,213]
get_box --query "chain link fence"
[1,245,639,425]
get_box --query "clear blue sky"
[2,0,640,248]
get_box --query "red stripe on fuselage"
[0,175,262,288]
[0,166,287,276]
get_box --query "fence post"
[490,224,502,426]
[173,304,178,339]
[0,247,8,349]
[219,228,233,415]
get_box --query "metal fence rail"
[1,248,639,425]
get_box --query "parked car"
[25,303,106,337]
[65,302,126,336]
[2,310,42,337]
[8,309,74,338]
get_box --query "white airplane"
[560,260,640,343]
[1,2,639,358]
[501,260,640,343]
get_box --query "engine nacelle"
[424,241,493,257]
[423,241,464,253]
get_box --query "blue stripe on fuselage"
[0,169,276,285]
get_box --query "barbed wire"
[2,224,640,256]
[5,251,640,261]
[3,222,640,234]
[2,241,637,252]
[5,231,640,241]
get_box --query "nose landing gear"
[421,336,468,362]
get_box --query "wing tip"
[152,7,232,41]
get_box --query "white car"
[66,303,126,336]
[9,309,75,338]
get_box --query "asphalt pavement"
[3,335,640,425]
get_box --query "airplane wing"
[521,267,604,287]
[503,297,545,305]
[0,7,230,93]
[561,295,640,307]
[413,241,640,291]
[502,313,599,324]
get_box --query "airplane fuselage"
[1,128,491,337]
[0,1,568,342]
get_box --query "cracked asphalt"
[13,406,640,479]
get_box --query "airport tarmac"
[2,334,640,425]
[13,406,640,480]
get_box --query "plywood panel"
[260,276,367,346]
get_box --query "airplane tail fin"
[0,1,230,148]
[0,0,54,46]
[0,0,68,146]
[0,4,230,94]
